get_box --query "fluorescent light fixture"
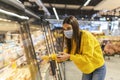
[16,0,22,3]
[84,0,91,6]
[53,7,59,21]
[0,9,29,20]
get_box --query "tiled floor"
[64,55,120,80]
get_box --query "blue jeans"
[82,64,106,80]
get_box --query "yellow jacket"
[64,30,104,74]
[42,30,104,74]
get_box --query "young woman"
[57,16,106,80]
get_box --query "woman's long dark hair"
[63,16,80,54]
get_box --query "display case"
[0,1,65,80]
[28,21,60,80]
[0,19,42,80]
[0,1,41,80]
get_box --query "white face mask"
[64,30,73,39]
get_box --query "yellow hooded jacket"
[64,30,105,74]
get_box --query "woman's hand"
[57,52,70,61]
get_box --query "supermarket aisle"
[64,61,82,80]
[105,55,120,80]
[64,55,120,80]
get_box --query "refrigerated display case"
[28,20,63,80]
[0,19,42,80]
[0,1,41,80]
[28,23,52,80]
[0,1,65,80]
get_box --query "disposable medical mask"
[64,30,73,39]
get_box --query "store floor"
[64,55,120,80]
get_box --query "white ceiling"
[94,0,120,10]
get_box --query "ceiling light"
[29,0,36,2]
[82,17,84,20]
[53,7,59,21]
[106,17,110,20]
[115,17,118,19]
[16,0,22,3]
[0,9,29,20]
[91,17,94,20]
[83,0,91,6]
